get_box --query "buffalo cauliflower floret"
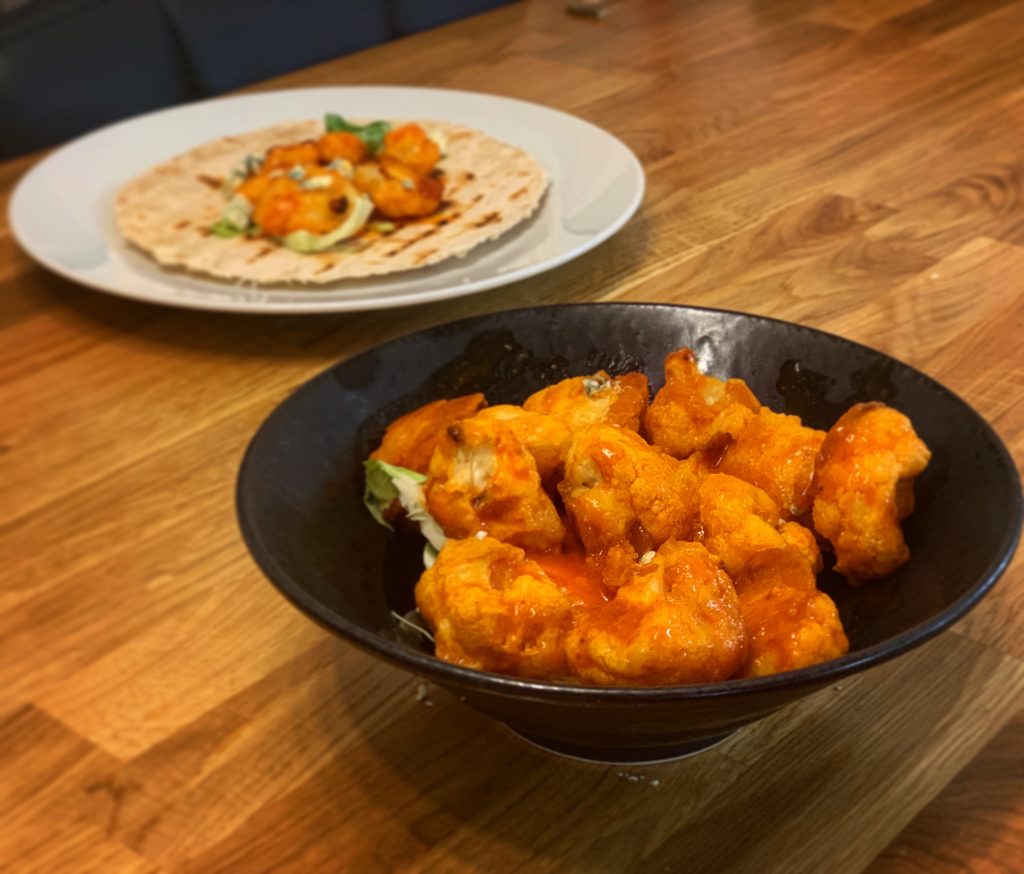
[644,348,760,458]
[565,540,747,685]
[734,548,848,677]
[812,403,931,581]
[472,405,572,480]
[416,537,573,678]
[523,370,649,433]
[700,473,786,575]
[560,424,701,556]
[718,408,825,519]
[425,418,565,551]
[370,393,486,474]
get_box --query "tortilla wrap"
[115,119,547,284]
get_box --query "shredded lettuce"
[423,543,439,568]
[363,459,422,527]
[324,113,391,154]
[391,609,434,642]
[363,460,447,554]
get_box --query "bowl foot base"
[504,727,735,765]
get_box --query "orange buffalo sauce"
[528,550,609,610]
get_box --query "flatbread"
[115,120,547,284]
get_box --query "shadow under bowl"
[236,303,1022,763]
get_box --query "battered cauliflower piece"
[644,348,761,458]
[247,174,358,237]
[425,418,565,551]
[473,405,572,480]
[560,425,701,556]
[379,123,442,176]
[523,371,649,433]
[370,393,487,474]
[699,473,788,576]
[565,540,747,685]
[317,130,367,164]
[262,140,321,173]
[416,537,573,678]
[734,548,848,677]
[353,156,444,220]
[813,403,931,581]
[718,408,825,519]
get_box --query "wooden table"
[3,1,1023,871]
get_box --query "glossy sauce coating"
[528,550,609,610]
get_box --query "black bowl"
[236,304,1022,763]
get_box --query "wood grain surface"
[2,1,1023,871]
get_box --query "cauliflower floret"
[718,408,825,519]
[353,156,443,220]
[472,405,572,480]
[523,370,649,433]
[565,540,747,685]
[812,403,931,581]
[560,424,701,556]
[700,473,823,575]
[416,537,573,678]
[644,348,760,458]
[700,473,790,576]
[370,393,486,474]
[425,417,564,551]
[734,548,848,677]
[379,123,441,175]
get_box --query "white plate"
[9,87,644,314]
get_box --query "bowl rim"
[236,301,1024,701]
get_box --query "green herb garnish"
[324,113,391,154]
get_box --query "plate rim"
[235,301,1024,701]
[9,85,646,314]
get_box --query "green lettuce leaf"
[363,460,447,554]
